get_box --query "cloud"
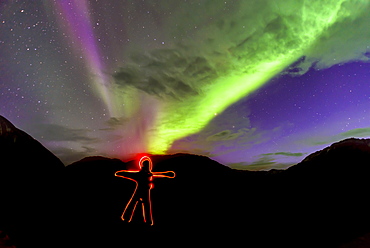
[244,156,276,168]
[206,128,256,142]
[168,104,260,156]
[50,146,97,165]
[228,150,304,171]
[106,117,127,127]
[228,157,294,171]
[262,152,306,157]
[99,117,128,131]
[111,0,370,154]
[114,1,370,98]
[113,49,206,100]
[168,105,299,160]
[340,127,370,137]
[170,127,265,158]
[33,124,98,144]
[305,127,370,146]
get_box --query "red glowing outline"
[139,156,152,170]
[115,156,175,225]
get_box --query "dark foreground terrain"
[2,115,370,248]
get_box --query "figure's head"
[139,156,152,171]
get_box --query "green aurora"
[112,0,370,155]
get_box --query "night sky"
[1,0,370,170]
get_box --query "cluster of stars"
[1,0,370,168]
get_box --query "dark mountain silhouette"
[281,138,370,247]
[0,116,64,247]
[1,115,370,247]
[60,142,370,248]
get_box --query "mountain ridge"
[0,115,65,247]
[2,115,370,247]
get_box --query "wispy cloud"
[166,99,272,156]
[111,0,370,154]
[33,124,99,143]
[228,151,306,171]
[262,152,306,157]
[50,146,97,165]
[340,127,370,137]
[305,127,370,146]
[99,117,128,131]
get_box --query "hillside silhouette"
[1,115,370,247]
[0,116,64,248]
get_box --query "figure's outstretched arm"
[152,171,176,178]
[114,170,138,181]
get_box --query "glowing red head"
[139,156,152,171]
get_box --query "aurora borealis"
[1,0,370,169]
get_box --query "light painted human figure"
[114,156,175,226]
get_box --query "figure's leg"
[121,191,139,222]
[142,190,153,225]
